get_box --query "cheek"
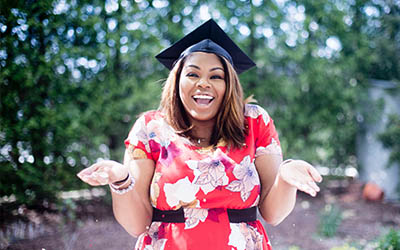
[216,82,227,99]
[178,80,191,103]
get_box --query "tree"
[0,0,89,205]
[1,0,399,209]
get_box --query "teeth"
[193,95,213,100]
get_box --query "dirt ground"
[3,179,400,250]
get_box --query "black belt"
[152,207,257,223]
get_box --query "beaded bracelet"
[109,173,136,195]
[113,173,130,185]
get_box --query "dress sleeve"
[124,114,153,160]
[253,106,283,158]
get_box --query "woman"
[77,19,322,250]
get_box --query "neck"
[190,120,215,146]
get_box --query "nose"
[196,78,211,89]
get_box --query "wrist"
[114,178,133,190]
[113,173,130,185]
[111,172,132,190]
[277,173,297,190]
[277,159,296,187]
[109,173,136,194]
[280,159,294,167]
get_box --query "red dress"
[125,104,282,250]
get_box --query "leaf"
[226,180,243,192]
[184,217,200,230]
[195,172,212,185]
[241,191,251,202]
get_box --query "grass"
[317,204,343,238]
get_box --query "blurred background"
[0,0,399,249]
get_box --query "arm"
[256,154,322,226]
[112,151,155,237]
[77,150,155,237]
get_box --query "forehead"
[184,52,223,68]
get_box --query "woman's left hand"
[278,160,323,197]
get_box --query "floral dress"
[124,104,282,250]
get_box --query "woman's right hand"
[77,160,129,186]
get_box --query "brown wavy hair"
[159,53,247,149]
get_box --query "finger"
[77,167,94,178]
[307,181,320,192]
[306,188,317,197]
[302,184,317,197]
[77,162,104,178]
[97,178,109,185]
[93,161,125,181]
[297,183,317,197]
[91,172,109,185]
[287,179,302,189]
[288,178,318,197]
[289,179,311,194]
[79,174,95,185]
[97,171,109,179]
[87,180,103,186]
[307,165,323,183]
[81,175,104,186]
[94,160,117,169]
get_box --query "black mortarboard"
[155,19,256,74]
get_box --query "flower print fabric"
[226,155,260,202]
[125,104,281,250]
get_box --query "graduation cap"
[155,19,256,74]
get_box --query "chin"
[189,112,217,123]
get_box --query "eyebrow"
[187,64,200,70]
[210,67,224,72]
[186,64,224,72]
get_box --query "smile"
[192,95,214,105]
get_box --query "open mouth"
[193,95,214,105]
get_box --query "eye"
[210,75,224,80]
[186,72,199,78]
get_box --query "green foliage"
[0,0,88,206]
[0,0,399,210]
[379,114,400,165]
[59,198,79,224]
[330,244,358,250]
[0,0,162,207]
[317,204,343,238]
[379,114,400,193]
[377,228,400,250]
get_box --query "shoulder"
[244,104,271,125]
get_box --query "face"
[179,52,226,125]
